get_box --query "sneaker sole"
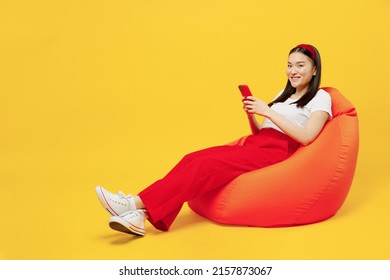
[95,186,119,216]
[109,220,145,236]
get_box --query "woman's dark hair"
[268,44,322,108]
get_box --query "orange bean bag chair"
[188,87,359,227]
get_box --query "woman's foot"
[95,186,137,216]
[109,210,147,236]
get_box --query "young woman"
[95,44,332,236]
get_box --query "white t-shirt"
[261,89,333,133]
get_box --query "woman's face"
[286,52,317,93]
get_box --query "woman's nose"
[292,65,300,73]
[288,66,298,74]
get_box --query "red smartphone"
[238,85,252,98]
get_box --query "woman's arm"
[247,114,261,135]
[243,96,329,145]
[243,97,262,135]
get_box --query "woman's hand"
[242,96,271,117]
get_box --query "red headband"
[296,44,317,63]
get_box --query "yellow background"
[1,0,389,259]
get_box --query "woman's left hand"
[242,96,271,117]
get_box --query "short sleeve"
[309,89,333,120]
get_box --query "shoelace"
[117,191,133,202]
[117,190,146,216]
[122,209,147,218]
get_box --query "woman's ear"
[313,66,317,76]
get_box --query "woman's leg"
[95,146,238,221]
[139,143,289,231]
[98,129,300,234]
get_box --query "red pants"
[138,128,300,231]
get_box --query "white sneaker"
[95,186,136,216]
[109,210,146,236]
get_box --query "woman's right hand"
[242,96,271,117]
[242,97,254,116]
[242,96,262,135]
